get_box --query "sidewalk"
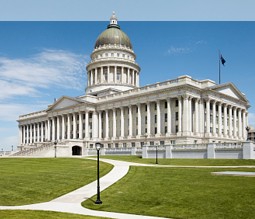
[0,158,169,219]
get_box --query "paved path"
[1,158,254,219]
[0,158,169,219]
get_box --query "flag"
[220,55,226,66]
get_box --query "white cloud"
[167,46,191,55]
[0,103,47,121]
[0,49,87,100]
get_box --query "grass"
[100,155,255,166]
[83,165,255,219]
[0,158,112,206]
[0,210,106,219]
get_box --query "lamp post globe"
[95,142,102,204]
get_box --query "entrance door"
[72,146,82,155]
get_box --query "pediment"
[211,83,247,102]
[47,96,83,111]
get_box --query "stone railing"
[11,143,53,157]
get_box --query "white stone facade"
[17,14,250,155]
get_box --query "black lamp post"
[155,143,158,164]
[54,140,57,158]
[95,142,102,204]
[246,126,250,141]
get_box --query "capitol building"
[17,13,250,156]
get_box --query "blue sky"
[0,1,255,151]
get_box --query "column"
[223,104,228,137]
[57,116,60,140]
[85,111,89,139]
[101,67,103,83]
[218,103,222,137]
[92,111,98,139]
[178,97,182,134]
[37,123,40,142]
[120,107,124,138]
[206,99,210,134]
[91,70,94,85]
[62,115,65,140]
[129,105,133,137]
[188,97,192,132]
[147,102,151,136]
[132,70,135,85]
[136,72,139,86]
[27,125,30,144]
[199,99,204,134]
[233,107,237,138]
[242,110,246,139]
[137,104,141,136]
[23,125,26,144]
[167,98,171,135]
[112,108,116,138]
[121,67,124,84]
[229,106,233,137]
[114,66,117,83]
[98,111,102,139]
[47,119,51,141]
[105,110,109,139]
[79,112,83,139]
[41,122,46,142]
[156,100,161,135]
[52,117,56,141]
[67,114,71,139]
[107,66,110,83]
[212,101,216,136]
[95,68,97,84]
[183,95,189,135]
[127,68,130,84]
[33,124,36,143]
[238,109,242,138]
[73,113,77,139]
[194,99,199,134]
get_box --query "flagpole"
[218,50,221,84]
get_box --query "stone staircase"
[11,143,54,157]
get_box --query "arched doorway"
[72,146,82,156]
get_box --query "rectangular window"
[145,105,147,111]
[175,99,178,107]
[160,141,164,145]
[176,125,178,133]
[165,113,167,122]
[150,141,154,146]
[165,126,167,133]
[155,103,157,110]
[165,101,167,108]
[175,112,179,121]
[155,127,157,134]
[145,116,147,124]
[155,115,157,123]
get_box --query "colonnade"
[19,96,248,146]
[87,65,139,87]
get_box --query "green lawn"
[83,165,255,219]
[0,158,112,206]
[0,210,106,219]
[100,155,255,166]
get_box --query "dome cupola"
[86,12,140,96]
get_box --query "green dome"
[94,25,133,49]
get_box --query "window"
[165,101,167,108]
[150,141,154,146]
[155,115,157,123]
[111,53,114,57]
[175,112,179,121]
[165,113,167,122]
[117,72,121,81]
[176,125,178,132]
[145,116,147,124]
[123,143,127,148]
[145,105,147,111]
[160,141,164,145]
[145,128,147,133]
[155,103,157,110]
[165,126,167,133]
[175,99,179,107]
[132,142,135,147]
[155,127,157,134]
